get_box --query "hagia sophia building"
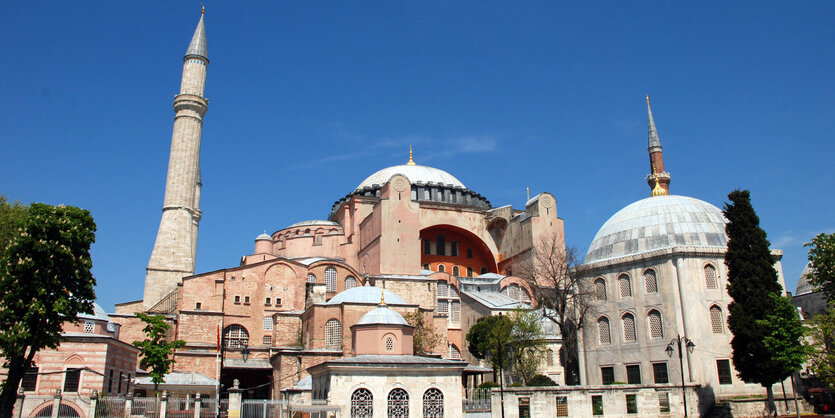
[107,10,791,407]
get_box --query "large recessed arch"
[420,224,498,274]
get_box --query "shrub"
[527,374,557,386]
[477,381,500,389]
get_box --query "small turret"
[254,232,273,254]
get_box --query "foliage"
[0,203,96,417]
[133,313,186,392]
[806,233,835,302]
[806,303,835,391]
[724,189,798,415]
[0,196,27,248]
[466,314,513,371]
[477,381,500,389]
[404,310,443,356]
[507,309,548,385]
[527,374,557,386]
[513,233,592,385]
[756,294,808,377]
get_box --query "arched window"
[307,273,316,284]
[345,276,357,290]
[438,264,445,273]
[480,267,488,275]
[423,263,430,270]
[436,234,446,256]
[546,349,554,366]
[448,344,461,359]
[385,336,395,352]
[423,388,444,418]
[448,285,458,298]
[466,267,473,277]
[618,274,632,297]
[622,313,636,342]
[452,266,460,276]
[644,269,658,293]
[351,388,373,418]
[648,310,663,339]
[388,388,409,418]
[705,264,718,289]
[598,317,611,344]
[325,267,337,292]
[710,305,724,334]
[594,278,607,301]
[325,319,342,349]
[224,324,249,349]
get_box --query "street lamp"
[241,345,251,363]
[666,334,695,417]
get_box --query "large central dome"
[355,164,466,191]
[585,195,728,264]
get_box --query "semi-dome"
[585,195,728,264]
[355,164,466,191]
[356,305,409,326]
[326,286,406,305]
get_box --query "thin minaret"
[646,96,670,195]
[143,10,209,309]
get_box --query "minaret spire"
[144,11,210,309]
[645,95,670,195]
[407,145,416,165]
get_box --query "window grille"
[423,388,444,418]
[437,282,448,297]
[448,344,461,359]
[351,388,373,418]
[262,335,272,346]
[325,267,337,292]
[626,394,638,414]
[521,288,531,303]
[601,367,615,385]
[438,300,448,314]
[595,279,607,301]
[623,313,636,342]
[438,264,445,273]
[652,362,669,384]
[263,316,273,331]
[659,392,671,413]
[326,319,342,349]
[710,305,724,334]
[224,324,249,349]
[592,395,604,415]
[450,302,460,322]
[717,359,733,384]
[556,396,568,417]
[448,285,458,298]
[307,273,316,284]
[466,267,473,277]
[22,367,38,391]
[84,321,94,334]
[518,397,530,418]
[386,336,394,351]
[452,266,460,276]
[598,317,611,344]
[626,364,641,384]
[648,310,663,339]
[387,388,409,418]
[619,274,632,297]
[345,276,357,289]
[644,269,658,293]
[705,264,718,289]
[63,368,81,392]
[547,350,554,366]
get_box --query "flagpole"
[216,319,223,418]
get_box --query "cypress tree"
[724,189,795,415]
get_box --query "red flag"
[216,323,221,351]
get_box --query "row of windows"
[196,295,282,311]
[307,267,357,293]
[501,284,532,303]
[599,360,733,386]
[350,387,444,418]
[423,236,473,259]
[593,264,720,301]
[425,264,484,277]
[597,310,664,344]
[516,392,671,417]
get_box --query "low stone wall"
[710,395,813,417]
[491,384,700,418]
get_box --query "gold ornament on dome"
[407,145,416,166]
[651,166,668,197]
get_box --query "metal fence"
[131,396,160,417]
[93,396,126,418]
[241,399,285,418]
[463,388,492,412]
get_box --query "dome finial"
[202,4,205,14]
[651,165,668,197]
[379,288,387,306]
[406,145,416,166]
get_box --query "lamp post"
[497,313,505,418]
[241,345,250,363]
[666,334,695,417]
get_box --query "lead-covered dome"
[585,195,728,264]
[357,305,409,325]
[326,286,406,305]
[355,164,466,191]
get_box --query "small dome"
[795,263,815,296]
[357,305,409,326]
[355,164,466,191]
[326,286,406,305]
[78,303,110,322]
[256,232,272,241]
[586,195,728,263]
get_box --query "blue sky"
[1,2,832,311]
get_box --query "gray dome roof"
[326,286,406,305]
[288,220,341,228]
[796,263,815,296]
[256,232,272,240]
[355,164,465,191]
[357,305,409,326]
[78,303,110,322]
[586,195,728,263]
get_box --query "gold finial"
[202,5,205,14]
[380,288,386,305]
[406,145,416,166]
[651,165,667,197]
[646,95,650,106]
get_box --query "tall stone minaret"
[646,96,671,195]
[143,10,209,309]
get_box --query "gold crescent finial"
[407,145,416,166]
[380,288,386,305]
[646,95,650,106]
[202,5,206,14]
[651,165,668,197]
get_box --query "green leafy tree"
[0,203,97,417]
[466,314,513,374]
[404,310,443,356]
[466,310,546,384]
[806,304,835,390]
[724,189,801,415]
[0,196,27,246]
[806,233,835,302]
[133,313,186,393]
[507,309,547,385]
[756,294,808,377]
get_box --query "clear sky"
[1,2,832,311]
